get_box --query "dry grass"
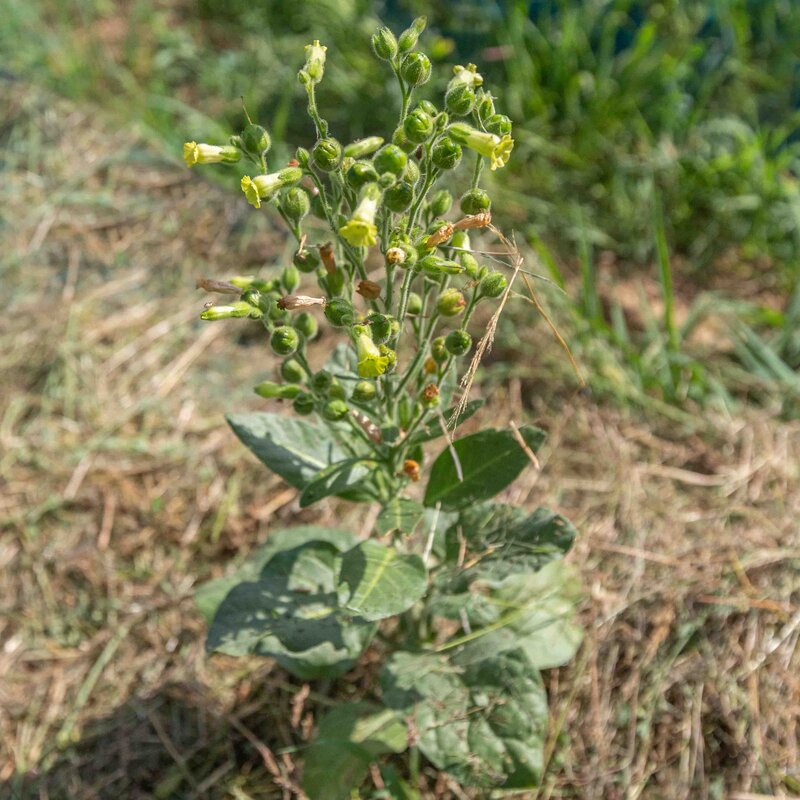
[1,81,799,799]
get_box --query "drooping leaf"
[423,426,546,510]
[195,525,358,622]
[382,649,548,789]
[206,537,375,679]
[299,458,373,507]
[227,412,347,489]
[303,702,408,800]
[407,400,485,445]
[375,498,424,536]
[338,540,428,621]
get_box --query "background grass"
[2,1,800,797]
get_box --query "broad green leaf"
[227,412,347,489]
[299,458,373,508]
[375,498,424,536]
[206,538,375,679]
[338,540,428,621]
[407,400,484,445]
[441,559,583,671]
[423,426,546,510]
[382,649,548,789]
[195,525,358,622]
[303,702,408,800]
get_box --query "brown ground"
[2,82,799,799]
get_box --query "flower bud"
[383,181,414,212]
[392,127,417,154]
[447,123,513,170]
[311,370,334,393]
[295,147,311,169]
[357,280,382,301]
[419,254,464,275]
[344,136,385,159]
[429,191,453,218]
[321,398,349,421]
[461,252,481,278]
[480,271,508,298]
[293,247,321,273]
[200,301,259,320]
[294,311,319,340]
[322,268,345,297]
[398,16,426,52]
[431,336,448,363]
[304,40,327,84]
[367,312,393,344]
[407,292,423,315]
[329,380,346,400]
[346,160,380,190]
[445,329,472,356]
[352,380,377,403]
[437,288,466,317]
[485,114,513,136]
[312,137,343,172]
[460,188,491,215]
[293,392,315,415]
[371,26,398,60]
[281,359,306,383]
[476,91,496,121]
[421,383,440,408]
[242,124,271,155]
[283,187,311,226]
[445,83,476,116]
[400,52,431,87]
[403,158,420,183]
[324,298,355,327]
[398,396,414,429]
[403,108,435,144]
[255,381,302,399]
[379,344,397,372]
[281,265,301,293]
[183,142,241,167]
[431,136,462,171]
[373,144,407,176]
[339,183,381,247]
[270,325,300,356]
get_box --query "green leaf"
[227,412,348,490]
[407,400,484,445]
[303,702,408,800]
[375,498,424,536]
[299,458,373,507]
[195,525,358,623]
[382,649,548,789]
[206,536,375,679]
[423,426,546,510]
[338,540,428,621]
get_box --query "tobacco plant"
[186,18,582,797]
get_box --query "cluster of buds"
[183,16,517,491]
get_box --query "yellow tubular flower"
[355,332,390,378]
[183,141,240,168]
[240,168,303,209]
[339,183,382,247]
[447,123,514,170]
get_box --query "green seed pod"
[294,311,319,340]
[392,127,417,154]
[400,52,432,87]
[293,392,315,415]
[283,187,310,226]
[270,325,300,356]
[460,188,491,215]
[387,240,418,268]
[323,268,345,297]
[445,83,476,116]
[485,114,513,136]
[281,265,300,294]
[240,288,262,309]
[403,108,434,144]
[397,395,413,429]
[367,312,393,344]
[329,380,346,400]
[322,398,349,421]
[324,298,355,327]
[480,271,507,298]
[421,383,440,408]
[431,136,462,171]
[311,370,333,393]
[373,144,407,176]
[430,336,448,364]
[429,189,453,217]
[406,292,423,315]
[242,124,271,154]
[377,172,396,189]
[398,16,426,52]
[445,329,472,356]
[437,288,466,317]
[267,294,290,323]
[383,181,414,213]
[476,91,496,121]
[312,137,343,172]
[344,136,384,159]
[371,26,398,60]
[403,158,420,184]
[293,248,321,273]
[281,358,306,383]
[461,252,481,279]
[351,380,376,403]
[346,160,380,190]
[295,147,311,169]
